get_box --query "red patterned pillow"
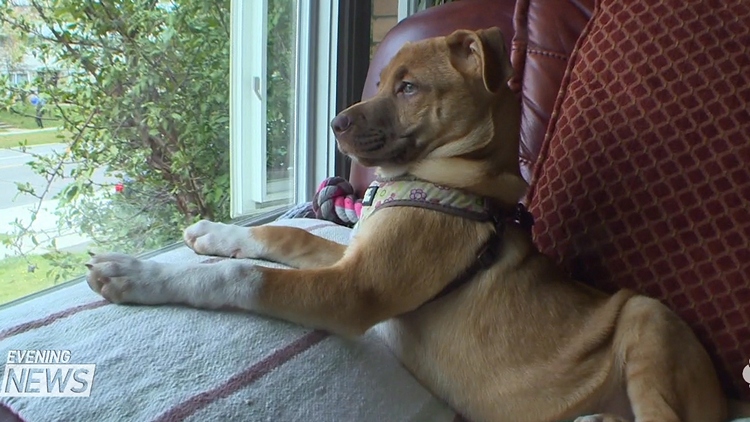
[526,0,750,399]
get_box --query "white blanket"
[0,219,458,422]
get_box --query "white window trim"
[229,0,265,217]
[398,0,445,21]
[398,0,417,21]
[294,0,340,203]
[229,0,339,219]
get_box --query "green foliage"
[0,0,233,274]
[0,129,61,148]
[267,0,295,175]
[0,102,60,129]
[0,0,298,287]
[0,251,89,305]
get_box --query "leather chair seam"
[526,48,568,61]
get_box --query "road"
[0,143,114,210]
[0,143,114,258]
[0,144,70,209]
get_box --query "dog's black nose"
[331,114,352,134]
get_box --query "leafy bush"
[0,0,295,281]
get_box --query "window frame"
[398,0,417,21]
[229,0,269,214]
[398,0,443,21]
[229,0,341,219]
[0,0,347,309]
[334,0,371,180]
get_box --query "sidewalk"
[0,127,59,137]
[0,199,91,259]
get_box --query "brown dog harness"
[424,202,535,307]
[356,177,534,308]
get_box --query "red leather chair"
[348,0,750,401]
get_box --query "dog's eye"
[398,81,417,95]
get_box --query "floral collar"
[356,177,493,227]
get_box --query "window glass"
[229,0,299,217]
[265,0,298,208]
[0,0,305,306]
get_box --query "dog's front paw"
[183,220,263,258]
[86,253,168,305]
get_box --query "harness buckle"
[515,203,535,232]
[476,238,501,269]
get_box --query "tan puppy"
[86,28,737,422]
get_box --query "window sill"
[0,217,456,422]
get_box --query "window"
[397,0,453,21]
[0,0,339,306]
[230,0,339,218]
[10,72,29,85]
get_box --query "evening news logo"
[0,350,96,397]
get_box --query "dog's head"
[331,28,527,205]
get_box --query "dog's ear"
[447,27,513,94]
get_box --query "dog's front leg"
[183,220,346,269]
[85,245,455,336]
[87,211,481,336]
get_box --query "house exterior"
[0,1,48,86]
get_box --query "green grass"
[0,103,61,130]
[0,130,65,149]
[0,252,89,305]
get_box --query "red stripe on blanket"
[0,402,25,422]
[153,330,329,422]
[0,300,109,341]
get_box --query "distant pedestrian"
[29,93,44,128]
[35,101,44,128]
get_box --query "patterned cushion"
[526,0,750,399]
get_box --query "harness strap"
[356,176,535,311]
[416,203,535,310]
[360,177,493,224]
